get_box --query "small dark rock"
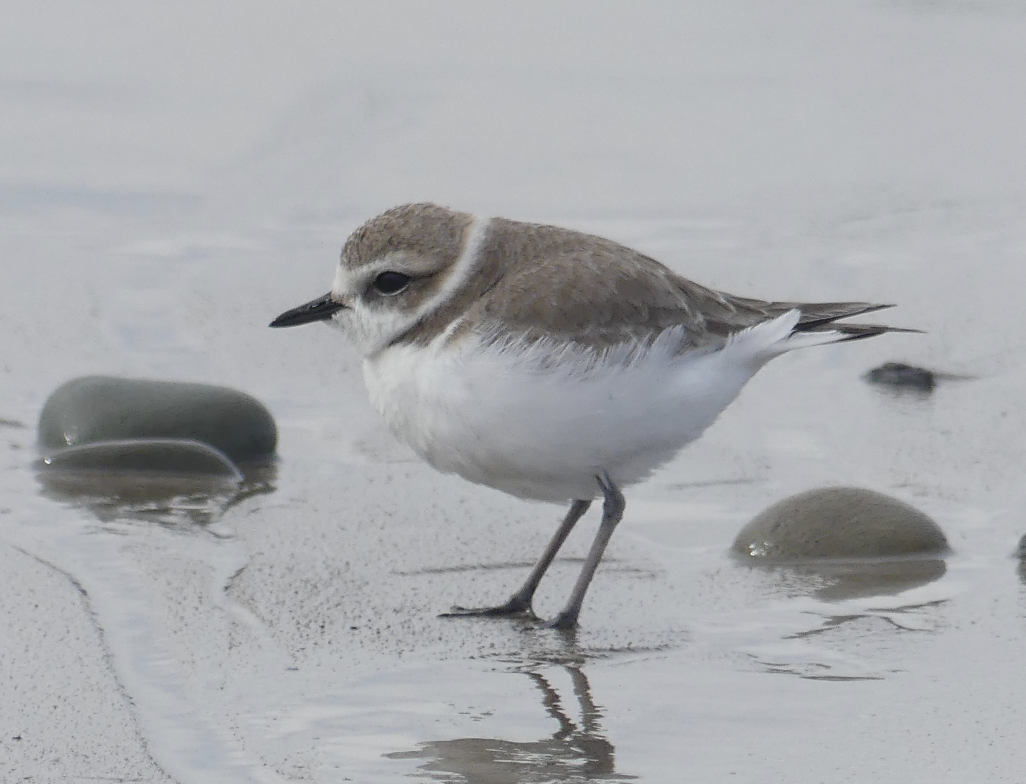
[1017,534,1026,583]
[865,362,936,392]
[733,486,948,561]
[38,376,277,462]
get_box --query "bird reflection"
[387,665,635,783]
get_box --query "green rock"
[38,376,277,462]
[732,486,948,561]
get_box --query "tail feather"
[823,322,920,342]
[720,301,916,367]
[789,302,921,341]
[792,302,892,330]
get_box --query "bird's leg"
[441,499,592,618]
[543,472,625,630]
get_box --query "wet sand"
[4,2,1026,782]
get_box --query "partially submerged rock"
[35,377,277,525]
[864,362,936,392]
[733,487,949,601]
[733,486,948,561]
[38,376,277,462]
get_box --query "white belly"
[362,328,762,503]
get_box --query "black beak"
[269,294,346,328]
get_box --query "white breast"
[360,316,795,503]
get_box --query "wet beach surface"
[4,2,1026,782]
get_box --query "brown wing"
[463,218,901,350]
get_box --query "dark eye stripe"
[373,271,411,295]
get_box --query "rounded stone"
[732,486,948,561]
[38,376,277,462]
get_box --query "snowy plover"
[271,203,909,628]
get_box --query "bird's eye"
[372,271,411,295]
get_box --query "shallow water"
[4,2,1026,782]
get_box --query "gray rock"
[732,486,948,561]
[38,376,277,462]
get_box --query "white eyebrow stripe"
[331,253,407,298]
[412,216,491,322]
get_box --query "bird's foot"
[439,595,535,619]
[538,610,578,630]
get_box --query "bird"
[270,203,910,629]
